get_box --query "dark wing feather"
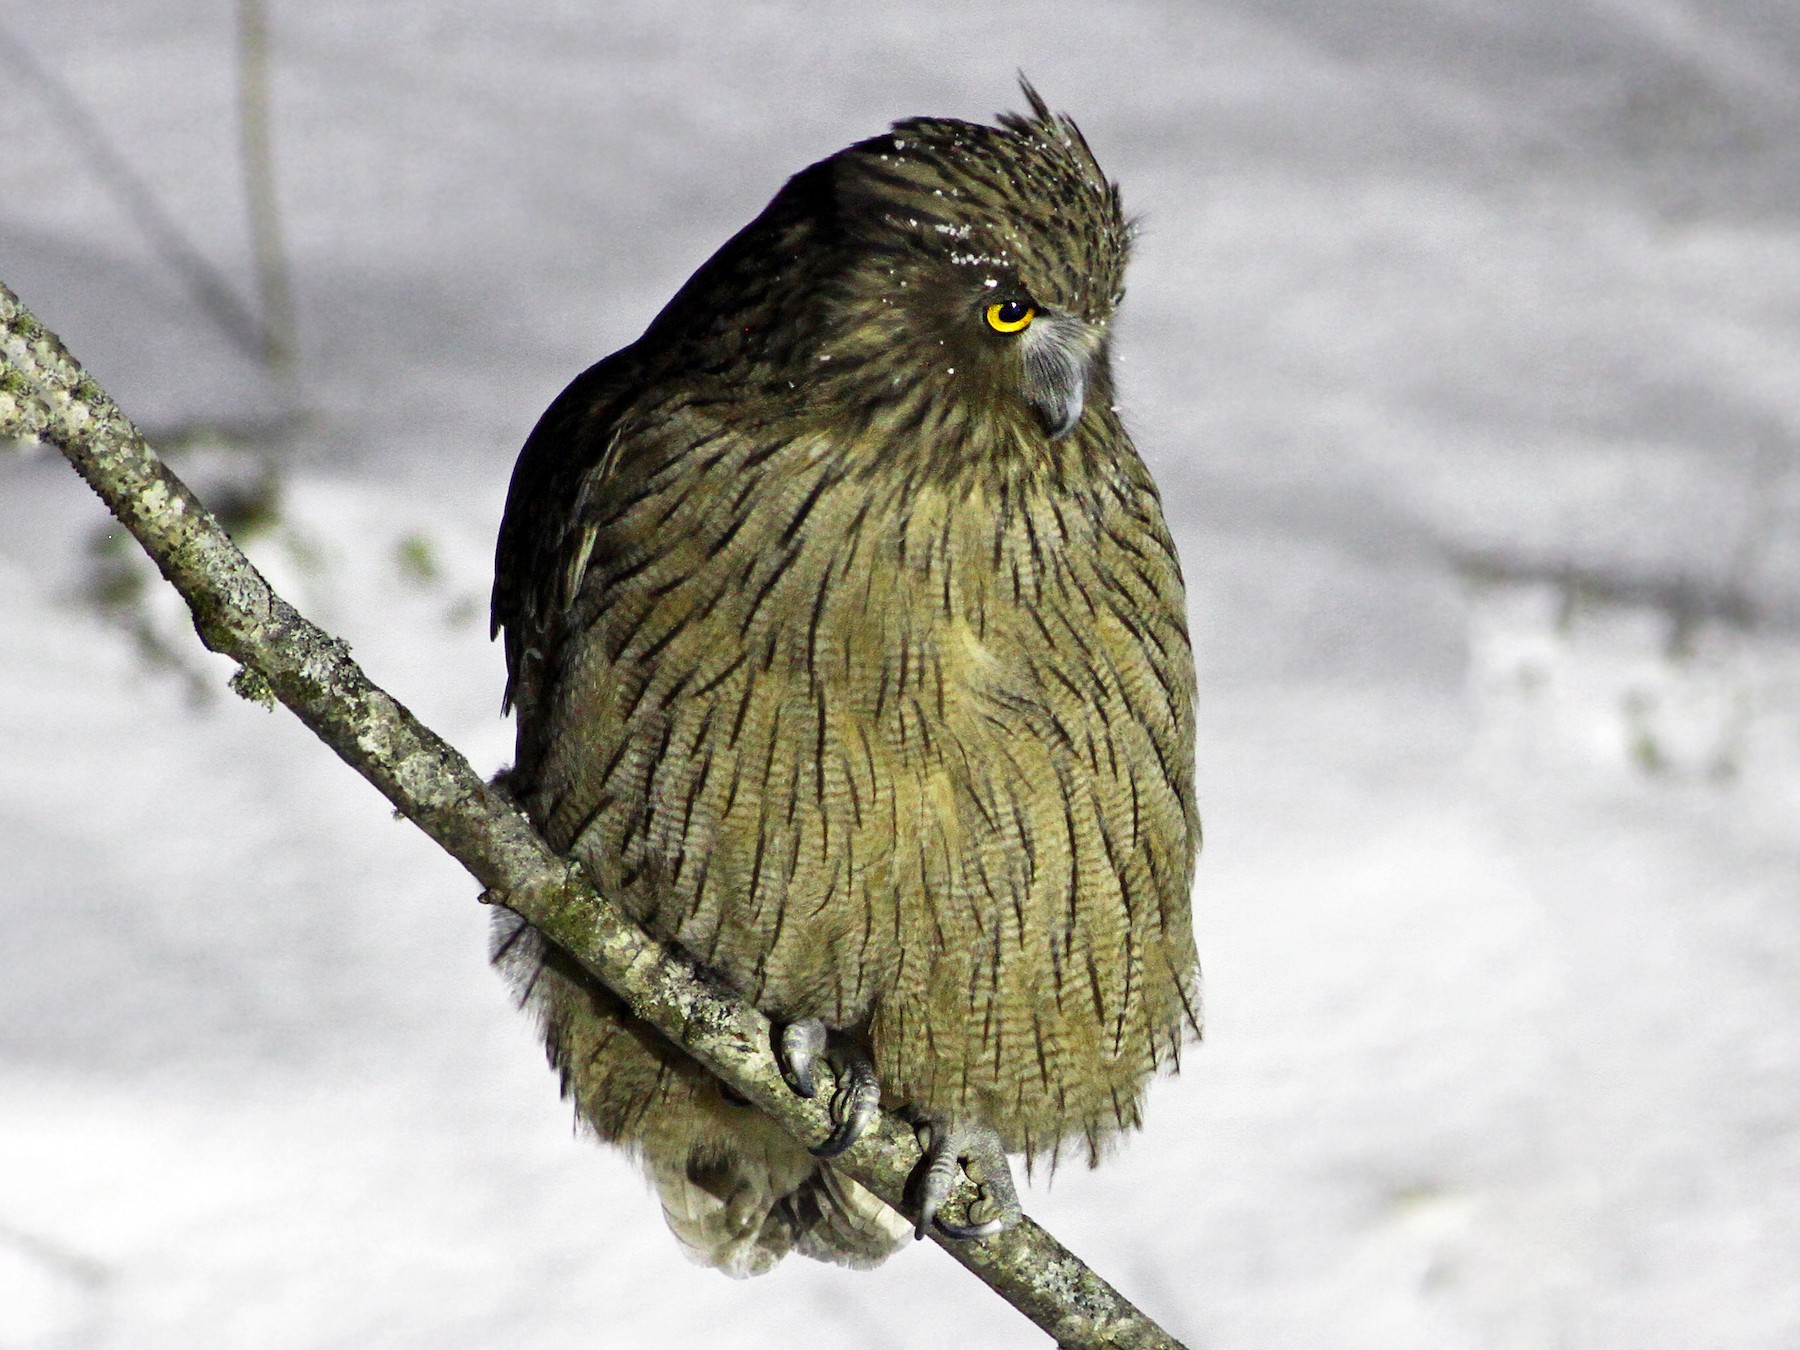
[492,351,638,773]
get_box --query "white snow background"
[4,2,1800,1346]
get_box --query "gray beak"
[1020,310,1096,439]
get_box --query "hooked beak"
[1020,310,1098,439]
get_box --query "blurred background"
[3,2,1799,1346]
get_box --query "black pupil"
[997,299,1029,324]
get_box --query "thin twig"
[237,0,297,380]
[0,280,1189,1350]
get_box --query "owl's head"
[643,83,1133,459]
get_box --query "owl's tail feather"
[787,1163,914,1269]
[651,1150,797,1278]
[495,910,908,1275]
[652,1148,908,1277]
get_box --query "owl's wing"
[491,350,638,770]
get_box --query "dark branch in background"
[1451,549,1768,657]
[0,281,1189,1350]
[0,24,269,362]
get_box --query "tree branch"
[1,280,1189,1350]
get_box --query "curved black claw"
[811,1053,880,1159]
[775,1018,881,1159]
[911,1117,1021,1242]
[778,1019,828,1099]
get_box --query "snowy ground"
[4,2,1800,1346]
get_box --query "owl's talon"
[812,1057,879,1158]
[776,1018,881,1158]
[933,1212,1009,1241]
[778,1018,829,1099]
[911,1117,1020,1241]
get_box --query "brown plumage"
[491,85,1199,1276]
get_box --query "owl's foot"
[911,1117,1020,1241]
[778,1018,881,1159]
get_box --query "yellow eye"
[985,299,1035,333]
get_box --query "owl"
[491,84,1198,1277]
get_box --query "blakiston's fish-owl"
[491,84,1199,1277]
